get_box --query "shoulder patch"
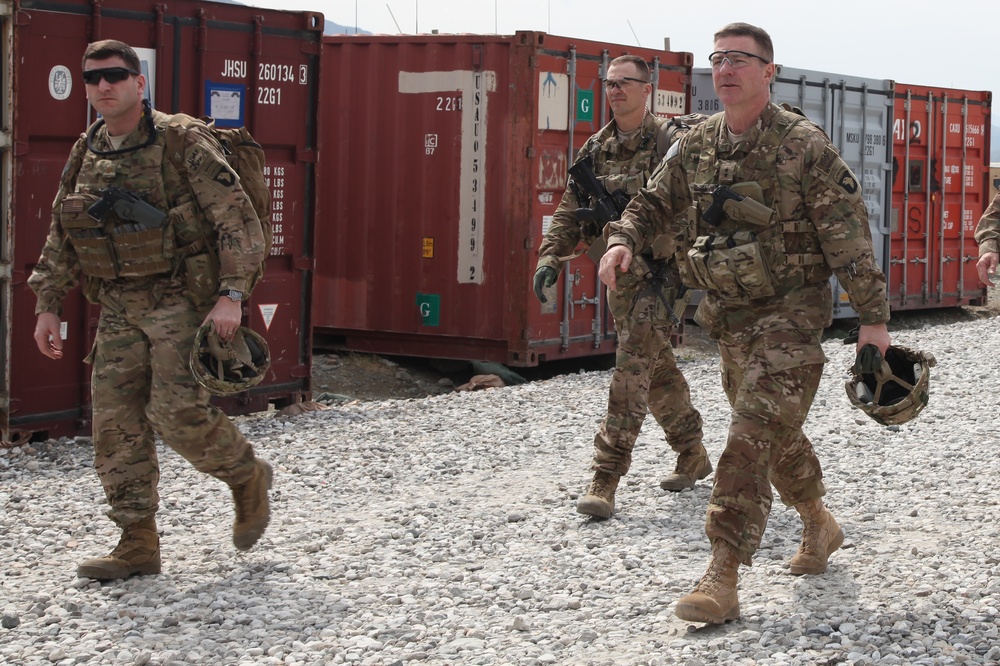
[814,144,840,177]
[832,163,860,196]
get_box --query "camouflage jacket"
[29,107,265,315]
[536,111,673,273]
[607,102,890,331]
[974,191,1000,255]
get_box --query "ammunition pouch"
[61,193,118,280]
[680,230,776,301]
[112,226,172,277]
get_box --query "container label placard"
[538,72,569,131]
[399,69,497,285]
[416,293,440,327]
[655,89,686,116]
[576,90,594,122]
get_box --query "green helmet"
[190,323,270,396]
[845,344,936,426]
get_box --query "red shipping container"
[3,0,323,441]
[315,31,692,366]
[888,85,991,310]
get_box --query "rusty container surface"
[889,85,990,311]
[3,0,322,441]
[315,31,692,366]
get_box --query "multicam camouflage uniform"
[28,106,266,528]
[974,191,1000,255]
[607,102,890,564]
[537,111,704,477]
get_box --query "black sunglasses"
[82,67,139,85]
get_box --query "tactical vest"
[59,111,207,282]
[676,107,829,304]
[574,115,669,244]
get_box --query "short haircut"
[609,54,650,82]
[713,23,774,63]
[82,39,141,72]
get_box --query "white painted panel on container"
[538,72,569,131]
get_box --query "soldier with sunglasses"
[29,40,273,580]
[600,23,891,623]
[534,54,710,520]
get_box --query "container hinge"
[296,148,317,163]
[13,141,28,156]
[0,2,13,18]
[525,146,534,159]
[0,131,10,149]
[0,263,11,280]
[522,328,531,341]
[523,238,533,250]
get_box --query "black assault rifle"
[568,158,686,325]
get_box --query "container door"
[890,86,990,311]
[9,0,321,439]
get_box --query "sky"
[240,0,999,106]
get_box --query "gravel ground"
[3,301,1000,665]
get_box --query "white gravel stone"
[3,314,1000,664]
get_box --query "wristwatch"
[219,289,244,303]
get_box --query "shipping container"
[692,66,895,319]
[315,32,693,366]
[888,85,990,311]
[2,0,323,441]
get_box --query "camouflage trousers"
[591,277,703,476]
[705,325,827,565]
[89,280,257,528]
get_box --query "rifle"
[88,186,167,233]
[568,158,686,324]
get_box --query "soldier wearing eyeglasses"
[600,23,891,624]
[533,54,710,520]
[28,40,272,581]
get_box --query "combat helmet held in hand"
[190,323,270,396]
[845,343,936,426]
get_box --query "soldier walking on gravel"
[533,54,710,520]
[29,40,273,581]
[600,23,891,623]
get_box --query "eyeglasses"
[603,76,649,90]
[82,67,139,85]
[708,50,771,70]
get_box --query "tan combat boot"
[231,459,273,551]
[674,539,741,624]
[789,498,845,575]
[660,444,713,491]
[576,471,620,519]
[77,517,161,581]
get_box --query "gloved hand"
[854,343,883,376]
[532,266,558,303]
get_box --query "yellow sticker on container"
[422,237,434,258]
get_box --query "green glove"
[532,266,558,304]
